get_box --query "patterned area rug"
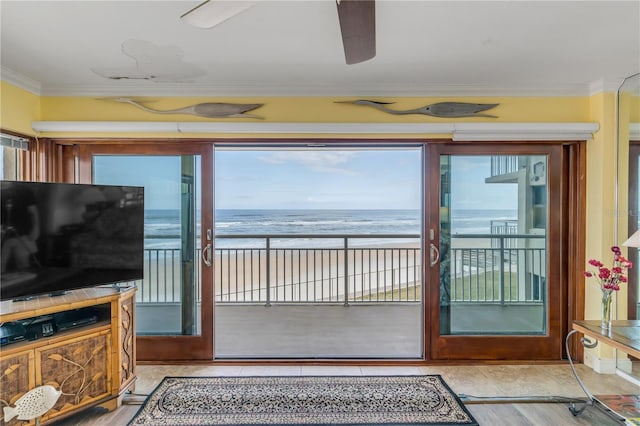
[128,375,478,426]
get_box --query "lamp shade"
[623,230,640,248]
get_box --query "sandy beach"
[214,241,422,303]
[133,242,422,304]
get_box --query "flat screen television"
[1,180,144,301]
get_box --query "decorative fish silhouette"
[101,97,264,119]
[3,385,61,422]
[336,100,499,118]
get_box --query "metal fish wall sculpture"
[336,100,499,118]
[102,97,264,119]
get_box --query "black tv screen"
[1,181,144,301]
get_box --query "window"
[0,133,28,180]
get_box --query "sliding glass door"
[428,144,567,360]
[79,144,214,360]
[63,139,580,362]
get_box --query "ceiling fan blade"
[181,0,257,29]
[336,0,376,65]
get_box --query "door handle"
[202,243,212,267]
[430,243,440,267]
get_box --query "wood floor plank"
[468,403,622,426]
[51,364,637,426]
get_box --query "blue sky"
[450,156,517,210]
[94,156,188,210]
[93,151,518,210]
[215,149,421,210]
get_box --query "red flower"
[584,247,632,296]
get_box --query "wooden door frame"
[59,140,215,361]
[45,137,586,363]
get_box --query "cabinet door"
[118,293,136,389]
[36,330,111,421]
[0,349,34,426]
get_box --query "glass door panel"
[439,155,547,335]
[94,155,202,335]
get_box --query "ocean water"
[144,209,517,249]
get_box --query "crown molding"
[0,67,41,95]
[31,121,599,141]
[2,67,636,98]
[0,67,604,97]
[589,78,630,96]
[38,83,595,98]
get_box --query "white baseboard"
[616,358,634,373]
[584,349,617,374]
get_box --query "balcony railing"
[449,233,546,304]
[490,155,521,177]
[215,234,421,305]
[129,233,545,306]
[490,220,518,252]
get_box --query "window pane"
[440,155,547,335]
[1,146,20,180]
[93,155,202,336]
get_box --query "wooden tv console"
[0,286,136,425]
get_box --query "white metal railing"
[490,155,521,176]
[448,234,546,304]
[215,234,421,305]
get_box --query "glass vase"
[601,292,613,331]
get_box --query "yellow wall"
[33,93,591,139]
[582,92,619,366]
[585,92,618,273]
[38,96,591,123]
[1,80,593,139]
[0,81,41,135]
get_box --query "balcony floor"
[210,303,544,359]
[135,302,544,358]
[214,303,423,358]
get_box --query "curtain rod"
[31,121,600,141]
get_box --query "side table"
[567,320,640,422]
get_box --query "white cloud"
[306,196,328,203]
[257,151,358,175]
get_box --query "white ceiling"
[1,0,639,97]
